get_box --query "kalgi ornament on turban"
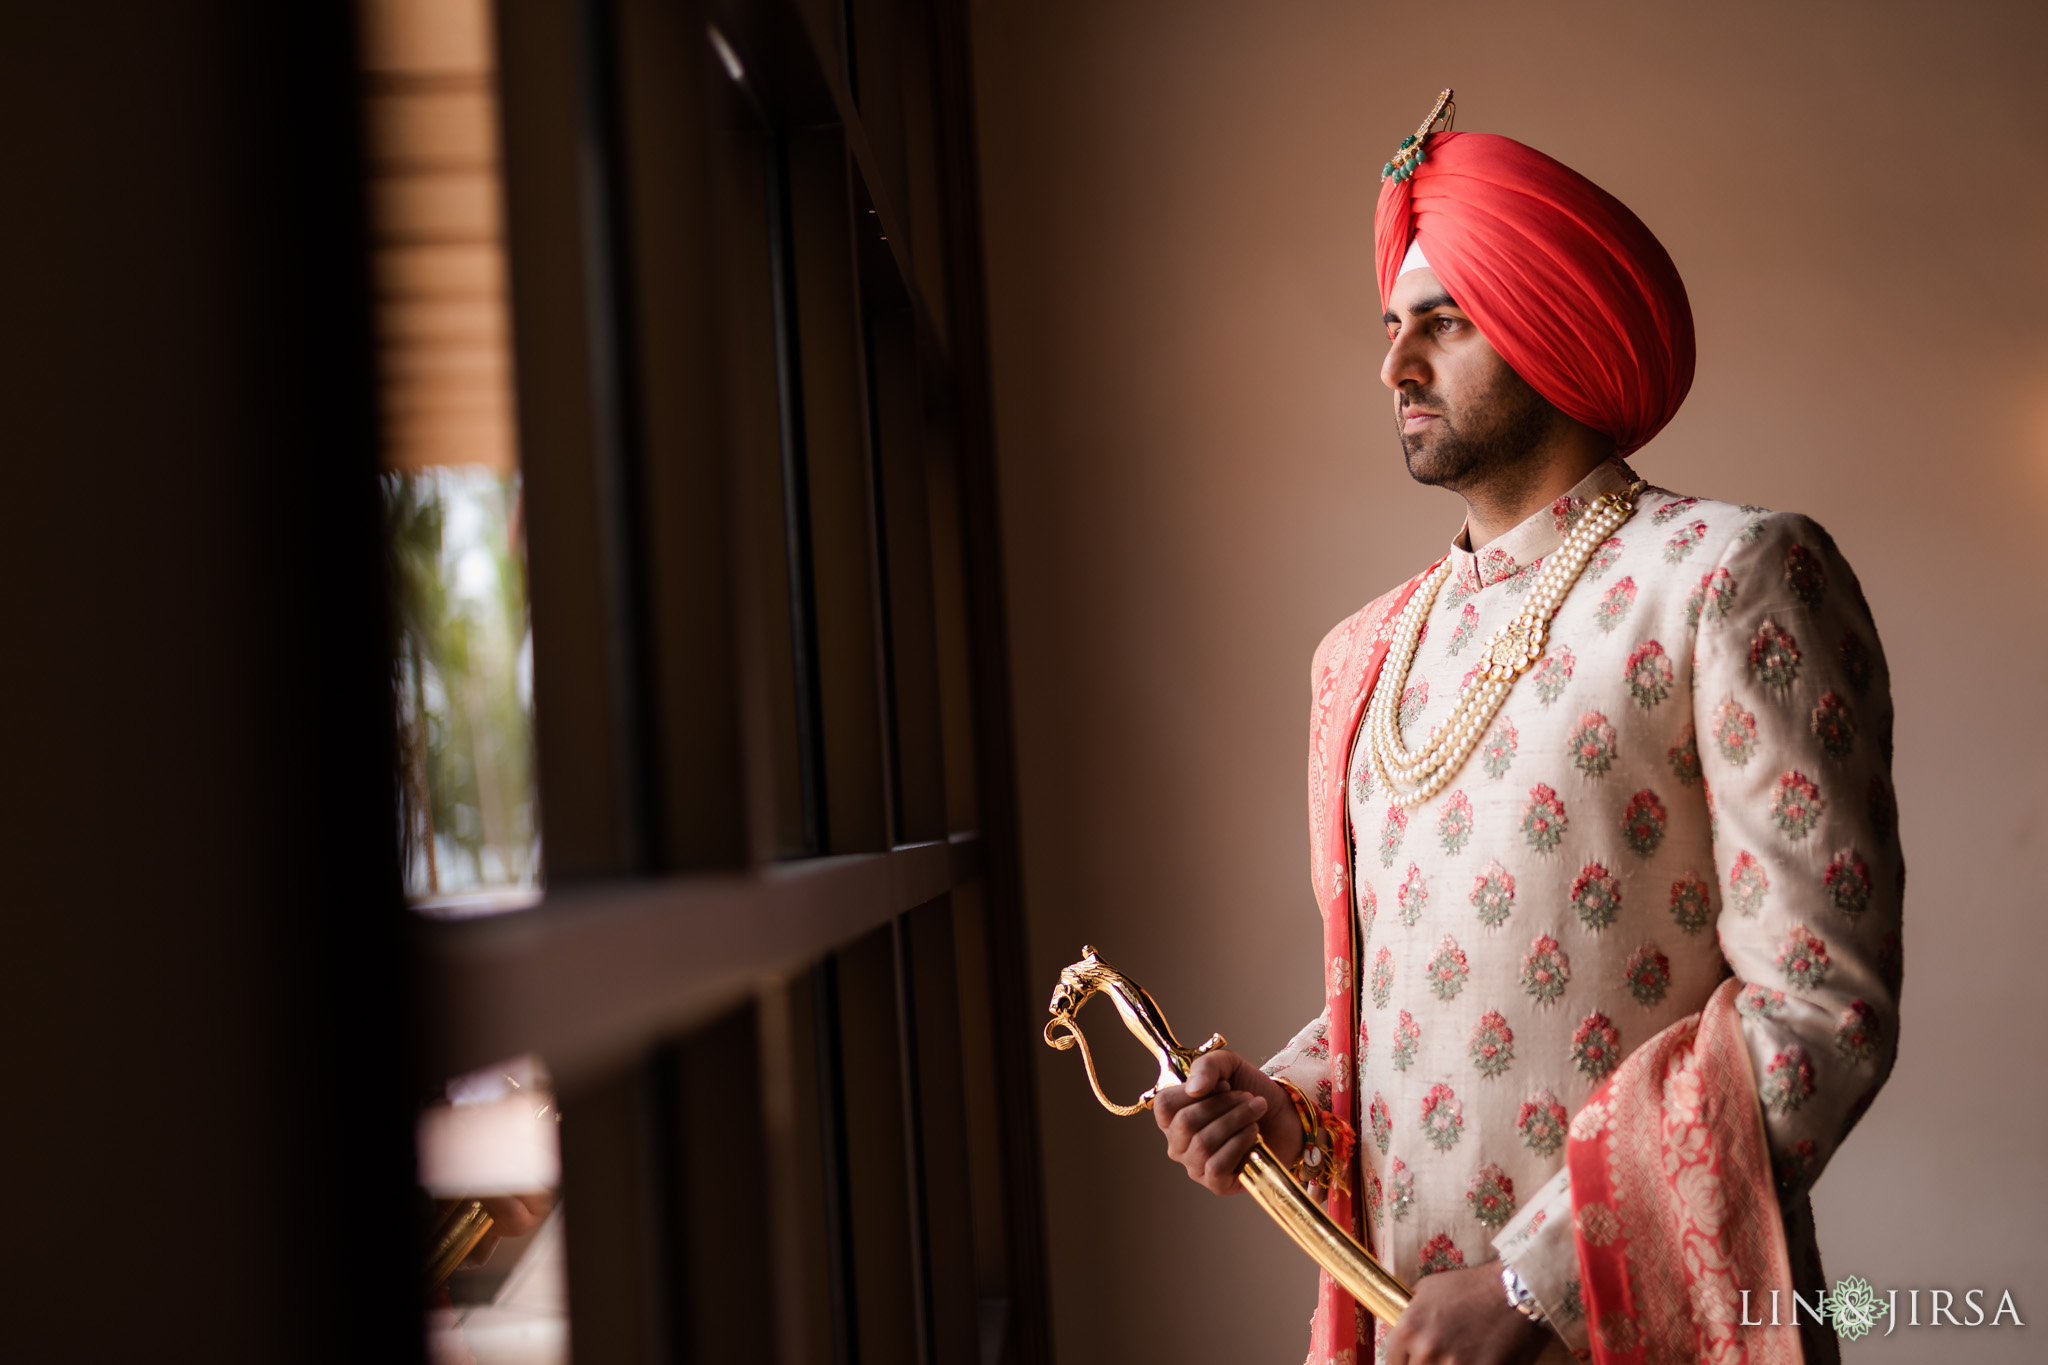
[1376,90,1696,456]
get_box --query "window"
[376,0,1052,1361]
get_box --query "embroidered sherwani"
[1265,459,1902,1361]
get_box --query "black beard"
[1399,365,1562,490]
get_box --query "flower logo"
[1827,1275,1885,1342]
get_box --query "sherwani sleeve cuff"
[1492,1166,1590,1357]
[1260,1008,1335,1109]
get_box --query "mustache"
[1399,387,1447,414]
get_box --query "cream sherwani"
[1265,458,1901,1359]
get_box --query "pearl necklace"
[1368,481,1646,807]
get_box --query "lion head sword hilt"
[1042,944,1414,1325]
[1043,945,1228,1116]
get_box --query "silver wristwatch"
[1501,1264,1549,1325]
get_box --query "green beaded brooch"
[1382,88,1455,184]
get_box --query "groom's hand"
[1152,1049,1302,1194]
[1383,1261,1551,1365]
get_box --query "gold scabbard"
[1045,945,1411,1325]
[1238,1141,1408,1325]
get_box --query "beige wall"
[973,2,2048,1360]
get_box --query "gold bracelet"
[1272,1077,1327,1186]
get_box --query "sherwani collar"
[1445,456,1640,596]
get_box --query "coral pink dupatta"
[1303,568,1433,1365]
[1567,978,1806,1364]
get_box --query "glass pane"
[361,0,542,913]
[387,467,540,902]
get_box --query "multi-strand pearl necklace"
[1367,481,1646,808]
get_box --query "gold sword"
[1045,945,1411,1325]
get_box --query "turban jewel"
[1375,128,1696,455]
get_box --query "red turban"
[1375,131,1695,455]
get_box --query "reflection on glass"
[388,468,540,901]
[420,1056,568,1364]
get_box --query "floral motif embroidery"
[1504,558,1542,597]
[1777,926,1832,989]
[1625,941,1672,1005]
[1358,880,1377,942]
[1824,848,1872,918]
[1740,517,1769,543]
[1379,805,1408,868]
[1469,861,1516,928]
[1467,1164,1517,1231]
[1427,936,1470,1001]
[1621,790,1668,857]
[1531,646,1575,705]
[1663,519,1709,562]
[1811,690,1856,759]
[1738,984,1787,1019]
[1760,1047,1816,1115]
[1521,783,1569,852]
[1369,947,1394,1009]
[1480,718,1519,779]
[1711,699,1758,766]
[1697,566,1738,624]
[1778,1139,1820,1189]
[1398,863,1429,927]
[1570,861,1622,930]
[1399,678,1429,728]
[1835,1001,1880,1066]
[1728,852,1769,916]
[1517,1089,1568,1156]
[1569,711,1618,777]
[1392,1011,1421,1071]
[1477,547,1520,587]
[1351,745,1377,807]
[1420,1083,1465,1152]
[1868,777,1897,847]
[1749,619,1802,692]
[1594,577,1638,633]
[1771,771,1826,841]
[1552,495,1590,532]
[1365,1166,1385,1227]
[1520,934,1571,1004]
[1784,544,1827,605]
[1571,1012,1622,1081]
[1650,496,1699,525]
[1327,954,1351,994]
[1586,537,1626,581]
[1369,1092,1392,1154]
[1469,1010,1515,1078]
[1446,602,1480,656]
[1437,790,1474,854]
[1667,725,1701,787]
[1418,1231,1466,1277]
[1839,630,1875,695]
[1624,640,1673,708]
[1668,872,1714,934]
[1357,1024,1369,1072]
[1389,1157,1417,1223]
